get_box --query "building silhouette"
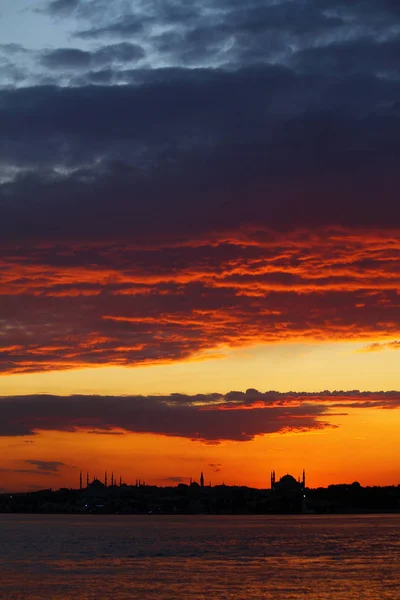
[270,470,306,512]
[271,469,306,492]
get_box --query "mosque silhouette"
[79,471,206,491]
[4,467,400,514]
[271,469,306,492]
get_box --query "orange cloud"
[359,340,400,353]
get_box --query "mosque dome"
[89,478,105,488]
[274,474,303,493]
[280,474,297,484]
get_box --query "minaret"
[120,476,122,487]
[79,471,82,490]
[302,469,306,489]
[86,473,89,487]
[270,470,276,489]
[111,472,114,486]
[104,471,108,487]
[200,472,204,488]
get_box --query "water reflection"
[1,514,399,599]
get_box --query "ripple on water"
[1,514,399,599]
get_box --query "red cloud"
[1,227,400,374]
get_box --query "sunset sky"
[1,0,400,492]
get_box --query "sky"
[1,0,400,492]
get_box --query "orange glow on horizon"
[1,405,400,493]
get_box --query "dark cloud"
[86,430,125,435]
[318,0,400,17]
[92,42,145,64]
[7,440,35,448]
[46,0,80,16]
[0,391,333,441]
[17,1,400,88]
[40,43,144,70]
[0,65,27,85]
[84,68,115,84]
[149,2,343,66]
[25,460,65,472]
[64,0,400,71]
[76,16,148,39]
[0,391,399,441]
[41,48,91,69]
[0,469,39,474]
[0,460,64,476]
[291,37,400,77]
[0,44,29,86]
[209,463,222,472]
[0,396,327,442]
[1,67,400,244]
[0,44,28,55]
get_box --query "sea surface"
[0,514,399,599]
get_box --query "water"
[1,514,399,599]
